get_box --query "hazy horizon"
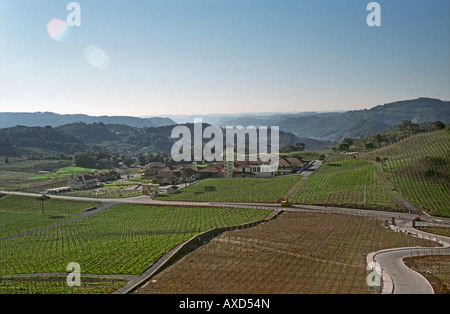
[1,1,449,116]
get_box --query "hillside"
[362,129,450,217]
[0,112,177,129]
[0,125,86,155]
[218,98,450,141]
[289,129,450,217]
[0,122,332,158]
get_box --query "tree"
[433,121,445,130]
[295,142,305,151]
[337,142,350,151]
[398,120,420,135]
[365,142,375,150]
[138,155,146,166]
[341,138,354,146]
[374,134,384,145]
[74,152,97,168]
[280,143,305,153]
[123,157,135,167]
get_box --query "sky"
[0,0,449,117]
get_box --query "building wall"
[224,160,234,178]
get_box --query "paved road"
[3,190,450,225]
[299,160,323,177]
[368,219,450,294]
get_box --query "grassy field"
[362,130,450,217]
[0,202,270,294]
[135,212,439,294]
[155,176,302,203]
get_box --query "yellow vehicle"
[280,199,292,207]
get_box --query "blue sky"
[1,0,449,117]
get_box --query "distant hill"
[0,112,177,129]
[0,122,333,158]
[217,98,450,141]
[0,125,86,155]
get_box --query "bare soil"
[134,212,439,294]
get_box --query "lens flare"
[84,45,111,69]
[46,18,69,41]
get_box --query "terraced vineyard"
[289,156,404,212]
[155,176,302,203]
[0,201,270,294]
[362,130,450,217]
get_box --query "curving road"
[367,219,450,294]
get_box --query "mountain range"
[0,122,333,158]
[0,98,448,158]
[0,112,177,129]
[210,98,450,141]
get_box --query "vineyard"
[289,156,404,212]
[0,201,270,294]
[362,130,450,217]
[155,176,302,203]
[403,255,450,294]
[135,212,439,294]
[0,194,100,237]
